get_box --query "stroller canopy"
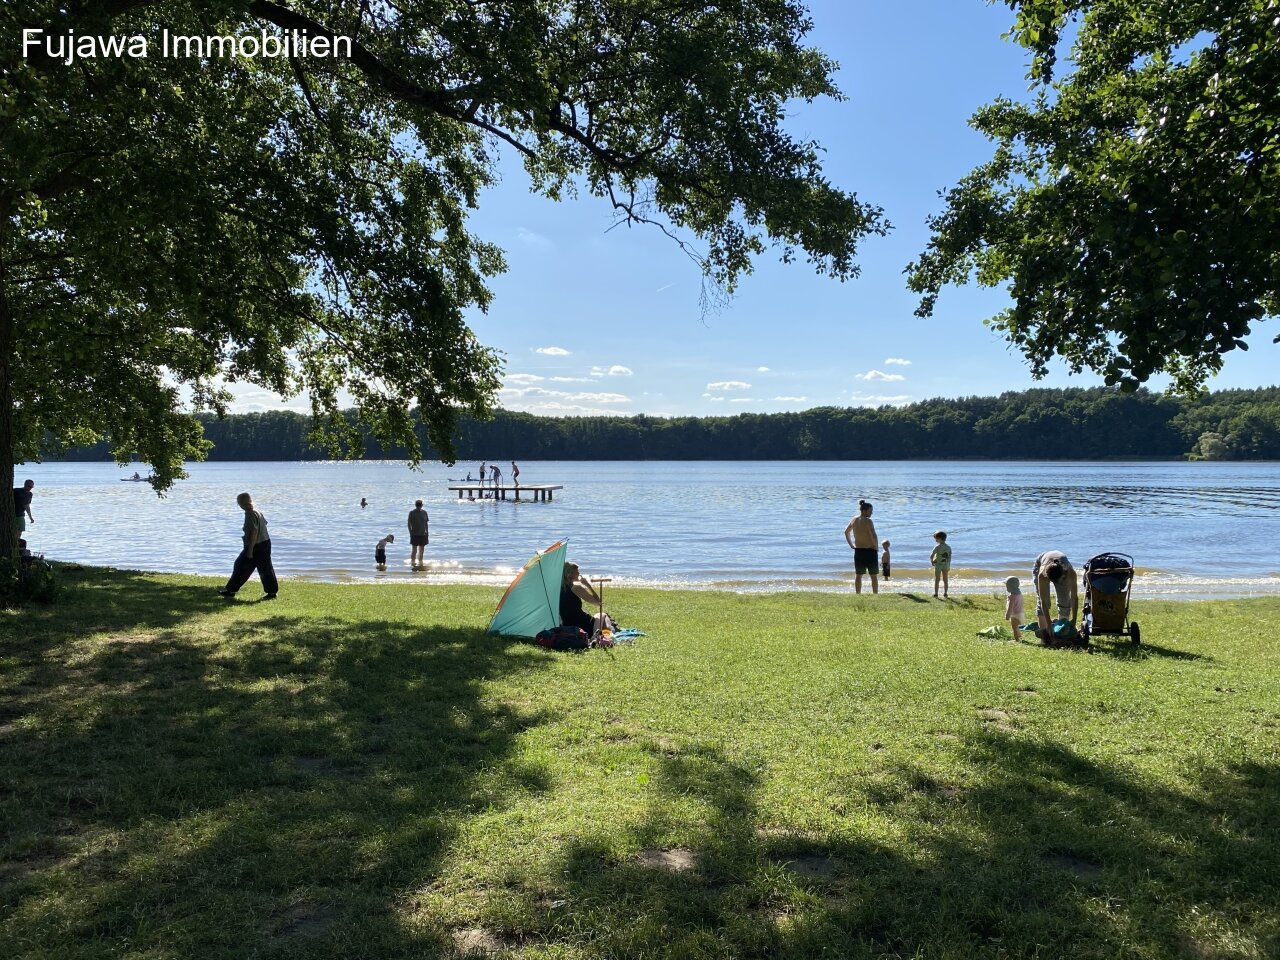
[487,539,567,638]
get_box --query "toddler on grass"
[1005,576,1024,641]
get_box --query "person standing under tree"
[218,492,278,600]
[843,499,880,594]
[13,479,34,549]
[407,499,429,568]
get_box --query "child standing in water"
[1004,576,1024,641]
[880,540,891,580]
[375,533,395,570]
[930,530,952,599]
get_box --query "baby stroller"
[1081,553,1139,645]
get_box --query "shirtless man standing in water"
[843,499,880,594]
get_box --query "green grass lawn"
[2,569,1278,959]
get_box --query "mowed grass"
[2,569,1278,960]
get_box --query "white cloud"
[549,376,592,383]
[590,364,633,377]
[729,398,756,404]
[517,227,552,248]
[501,386,630,404]
[535,346,571,356]
[884,357,912,366]
[704,395,726,402]
[856,370,906,382]
[849,392,912,407]
[757,366,771,372]
[504,373,544,385]
[517,402,628,416]
[773,396,808,402]
[655,282,675,293]
[706,380,751,391]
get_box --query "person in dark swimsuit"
[560,561,604,633]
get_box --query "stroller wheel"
[1130,621,1141,645]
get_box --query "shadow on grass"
[0,567,553,958]
[540,736,1279,959]
[3,571,1276,958]
[1089,638,1212,662]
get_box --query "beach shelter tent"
[488,539,567,638]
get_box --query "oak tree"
[907,0,1279,393]
[1,0,885,550]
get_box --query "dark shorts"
[410,534,428,547]
[881,562,891,579]
[375,550,387,565]
[854,548,878,575]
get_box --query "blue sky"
[232,0,1276,416]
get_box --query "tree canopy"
[1,0,885,548]
[907,0,1279,393]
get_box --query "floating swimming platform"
[448,484,563,502]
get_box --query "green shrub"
[0,555,59,606]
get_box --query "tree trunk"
[0,258,15,558]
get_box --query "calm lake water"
[17,460,1280,598]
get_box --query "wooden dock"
[448,484,562,502]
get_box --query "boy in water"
[375,533,395,570]
[880,540,891,580]
[930,530,952,599]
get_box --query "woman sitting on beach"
[560,561,610,634]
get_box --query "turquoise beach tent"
[487,539,568,638]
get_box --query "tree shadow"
[0,568,554,958]
[533,735,1278,958]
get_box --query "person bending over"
[1033,550,1078,640]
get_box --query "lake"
[16,460,1280,599]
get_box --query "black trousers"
[224,540,278,596]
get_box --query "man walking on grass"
[218,491,278,600]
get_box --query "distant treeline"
[57,387,1280,462]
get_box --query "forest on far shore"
[57,386,1280,463]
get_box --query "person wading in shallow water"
[218,491,278,600]
[407,499,429,568]
[843,498,880,595]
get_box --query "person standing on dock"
[407,499,430,568]
[491,463,502,490]
[843,499,880,594]
[479,462,487,497]
[511,460,520,487]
